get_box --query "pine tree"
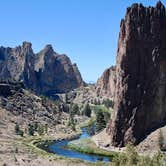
[72,104,79,115]
[96,110,106,132]
[83,103,91,117]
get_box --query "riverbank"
[68,137,118,159]
[23,131,112,166]
[0,107,99,166]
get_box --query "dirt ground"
[92,126,166,155]
[0,108,88,166]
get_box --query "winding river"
[48,127,110,162]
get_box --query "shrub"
[158,129,164,151]
[15,123,20,134]
[28,124,34,136]
[45,124,48,134]
[102,99,114,108]
[112,144,139,166]
[37,125,44,136]
[19,130,24,137]
[112,144,166,166]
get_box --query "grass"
[91,105,112,113]
[79,116,96,128]
[16,116,115,165]
[68,138,118,160]
[22,137,111,166]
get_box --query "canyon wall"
[96,66,116,98]
[108,1,166,146]
[0,42,84,97]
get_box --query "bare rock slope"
[0,42,84,97]
[96,66,116,98]
[108,1,166,146]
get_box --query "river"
[48,127,110,162]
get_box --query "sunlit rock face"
[108,1,166,147]
[96,66,116,98]
[0,42,84,97]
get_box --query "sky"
[0,0,165,82]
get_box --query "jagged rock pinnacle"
[22,41,32,49]
[108,2,166,147]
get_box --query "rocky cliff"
[96,66,116,98]
[108,1,166,146]
[0,42,84,97]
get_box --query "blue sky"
[0,0,165,82]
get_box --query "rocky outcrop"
[96,66,116,98]
[0,81,66,126]
[108,1,166,146]
[0,81,24,97]
[0,42,84,97]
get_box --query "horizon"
[0,0,165,82]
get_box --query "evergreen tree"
[72,104,79,115]
[96,110,106,132]
[103,112,111,124]
[68,104,76,131]
[94,99,98,105]
[83,103,91,117]
[102,99,114,108]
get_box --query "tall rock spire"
[108,2,166,146]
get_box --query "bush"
[112,144,166,166]
[102,99,114,108]
[158,129,164,150]
[112,144,139,166]
[15,123,20,134]
[68,116,76,131]
[19,130,24,137]
[34,122,38,131]
[45,124,48,134]
[38,125,44,136]
[28,124,34,136]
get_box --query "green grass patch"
[79,116,96,128]
[22,137,111,166]
[91,105,112,113]
[68,138,118,160]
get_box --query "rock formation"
[108,1,166,146]
[0,42,84,97]
[96,66,116,98]
[0,81,66,127]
